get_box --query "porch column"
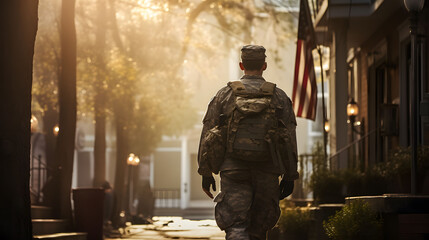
[180,136,190,209]
[330,20,349,169]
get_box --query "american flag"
[292,0,317,120]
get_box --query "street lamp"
[31,115,39,133]
[53,124,60,136]
[127,153,136,166]
[126,153,140,219]
[404,0,425,195]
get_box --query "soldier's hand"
[202,175,216,199]
[279,179,294,200]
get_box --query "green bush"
[309,142,344,203]
[323,200,383,240]
[309,146,429,199]
[277,207,312,239]
[310,170,344,203]
[372,146,429,193]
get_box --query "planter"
[72,188,104,240]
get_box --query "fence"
[293,154,312,199]
[293,128,378,199]
[153,188,180,208]
[30,155,48,204]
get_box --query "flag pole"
[317,46,328,168]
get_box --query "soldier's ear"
[239,62,245,70]
[262,62,267,71]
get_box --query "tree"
[32,0,61,207]
[93,0,108,188]
[0,0,39,239]
[107,51,137,225]
[55,0,77,223]
[181,0,298,68]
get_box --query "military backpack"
[225,80,278,162]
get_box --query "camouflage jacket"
[197,75,299,180]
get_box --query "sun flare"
[131,0,169,21]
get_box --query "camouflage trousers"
[214,169,280,240]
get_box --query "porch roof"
[313,0,407,48]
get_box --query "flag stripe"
[297,47,311,116]
[293,40,305,115]
[292,39,302,109]
[292,0,318,121]
[307,63,317,119]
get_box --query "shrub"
[323,200,382,240]
[310,170,344,203]
[309,142,344,203]
[277,207,312,239]
[309,146,429,199]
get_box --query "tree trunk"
[93,105,106,187]
[0,0,39,239]
[42,107,60,211]
[43,107,59,171]
[93,0,108,188]
[55,0,77,224]
[112,103,131,226]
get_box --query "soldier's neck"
[243,70,263,76]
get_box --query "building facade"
[313,0,429,169]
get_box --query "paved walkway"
[105,217,225,240]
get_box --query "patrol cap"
[241,45,266,60]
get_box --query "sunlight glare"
[132,0,168,21]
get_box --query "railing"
[153,188,180,208]
[30,155,48,205]
[293,154,316,199]
[329,129,377,171]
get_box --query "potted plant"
[277,207,313,240]
[323,199,383,240]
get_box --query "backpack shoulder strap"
[228,81,247,95]
[259,82,276,96]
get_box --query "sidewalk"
[105,216,225,240]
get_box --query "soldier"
[198,45,299,240]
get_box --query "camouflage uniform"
[198,46,298,240]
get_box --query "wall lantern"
[347,98,364,136]
[347,98,359,123]
[324,120,330,133]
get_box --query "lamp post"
[404,0,425,195]
[126,153,140,219]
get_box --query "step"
[31,206,54,219]
[32,219,68,235]
[33,232,87,240]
